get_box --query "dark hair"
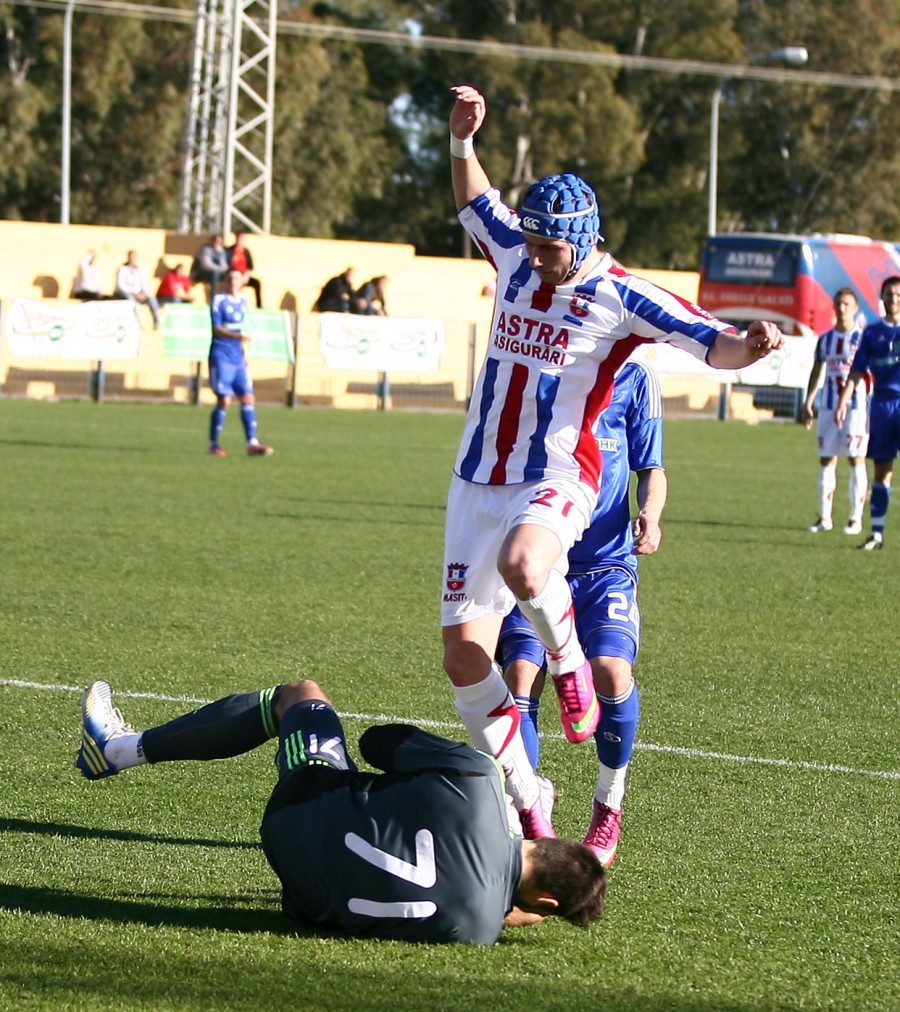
[833,287,857,304]
[880,275,900,300]
[527,838,607,927]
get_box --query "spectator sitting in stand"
[227,231,262,309]
[72,249,107,301]
[313,267,355,313]
[190,234,229,302]
[156,263,194,305]
[355,275,388,315]
[114,249,160,329]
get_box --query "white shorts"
[817,401,868,458]
[441,474,597,627]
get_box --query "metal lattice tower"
[178,0,277,236]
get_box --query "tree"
[723,0,900,240]
[1,0,898,268]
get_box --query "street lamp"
[61,0,76,225]
[707,46,809,236]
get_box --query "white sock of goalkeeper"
[104,733,146,770]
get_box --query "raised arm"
[449,84,492,210]
[706,320,784,370]
[359,722,495,777]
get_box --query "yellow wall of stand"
[0,219,703,411]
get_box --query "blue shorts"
[274,699,358,781]
[209,357,253,398]
[569,566,640,665]
[498,564,640,668]
[497,613,547,671]
[868,397,900,462]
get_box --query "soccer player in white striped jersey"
[442,84,784,840]
[802,288,869,534]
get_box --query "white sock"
[104,732,147,771]
[595,763,628,811]
[849,462,868,522]
[516,569,585,676]
[453,665,539,810]
[817,463,836,521]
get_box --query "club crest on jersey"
[569,297,590,318]
[445,563,468,592]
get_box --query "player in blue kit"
[208,267,273,457]
[75,679,606,945]
[836,276,900,550]
[498,360,666,866]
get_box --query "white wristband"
[450,133,474,159]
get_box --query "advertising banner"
[632,333,816,388]
[319,314,444,373]
[5,299,141,359]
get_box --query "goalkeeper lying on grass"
[76,678,606,945]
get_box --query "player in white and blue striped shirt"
[441,84,784,842]
[802,288,868,534]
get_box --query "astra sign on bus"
[699,233,900,336]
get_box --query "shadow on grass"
[0,882,308,937]
[285,496,444,512]
[0,816,260,850]
[265,511,443,529]
[0,437,149,453]
[265,496,445,527]
[0,899,768,1012]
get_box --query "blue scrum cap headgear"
[518,173,603,280]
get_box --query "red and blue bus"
[699,232,900,336]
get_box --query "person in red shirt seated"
[227,232,262,308]
[156,263,195,304]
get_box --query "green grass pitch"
[0,399,897,1011]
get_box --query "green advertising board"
[160,305,213,360]
[243,310,295,363]
[160,305,293,364]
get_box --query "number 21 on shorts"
[529,485,575,518]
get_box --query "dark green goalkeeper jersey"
[260,724,522,945]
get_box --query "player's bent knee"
[497,558,547,600]
[274,679,331,718]
[442,644,491,687]
[591,657,633,697]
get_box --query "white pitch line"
[5,677,899,782]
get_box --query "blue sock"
[513,695,540,769]
[594,679,639,769]
[870,482,890,534]
[210,405,226,445]
[241,403,258,443]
